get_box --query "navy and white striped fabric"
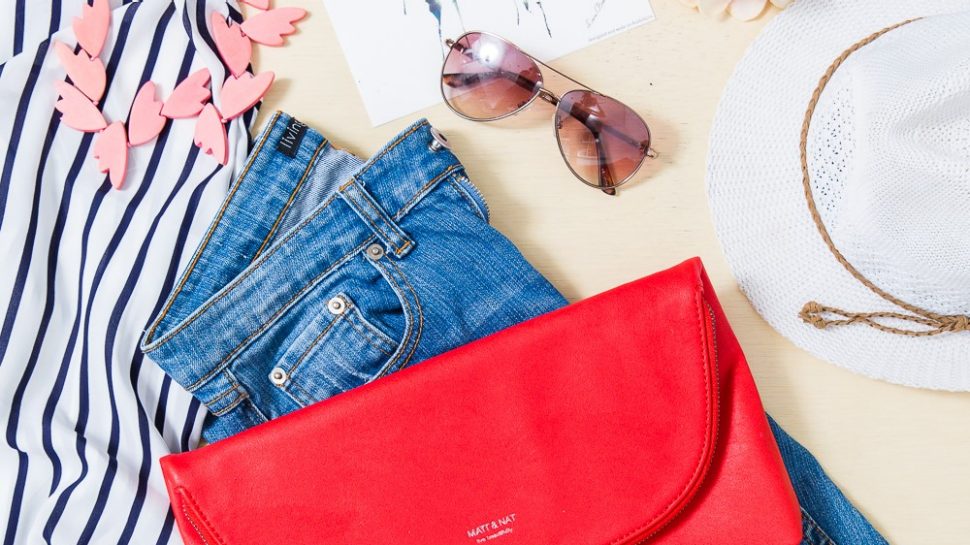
[0,1,256,543]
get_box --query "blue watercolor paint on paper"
[519,0,552,37]
[414,0,565,46]
[426,0,443,40]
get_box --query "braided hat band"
[798,19,970,337]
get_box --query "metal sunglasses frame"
[440,30,657,196]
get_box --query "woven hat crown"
[806,14,970,318]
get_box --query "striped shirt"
[0,1,256,543]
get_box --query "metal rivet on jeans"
[366,244,385,260]
[327,296,347,315]
[269,367,287,386]
[428,127,450,151]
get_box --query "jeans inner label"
[277,118,308,158]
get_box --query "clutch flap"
[162,258,720,545]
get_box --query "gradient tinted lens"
[555,90,651,190]
[441,32,543,120]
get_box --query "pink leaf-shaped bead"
[54,80,107,132]
[72,0,111,58]
[219,71,274,122]
[211,13,252,78]
[53,40,106,102]
[161,68,212,119]
[240,7,307,46]
[93,121,128,189]
[194,103,228,165]
[128,81,167,146]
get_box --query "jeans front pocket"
[443,170,490,223]
[276,291,402,408]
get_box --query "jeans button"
[327,296,347,315]
[366,244,385,261]
[428,127,450,151]
[269,367,287,386]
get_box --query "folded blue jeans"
[143,113,888,545]
[141,113,567,442]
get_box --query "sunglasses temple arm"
[567,106,652,155]
[593,135,618,196]
[601,122,650,152]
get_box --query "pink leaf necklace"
[53,0,306,189]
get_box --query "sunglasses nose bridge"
[537,88,560,106]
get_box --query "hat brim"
[706,0,970,391]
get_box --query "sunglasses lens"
[555,90,651,191]
[442,32,542,120]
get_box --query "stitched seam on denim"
[341,185,405,252]
[350,303,397,349]
[446,175,487,221]
[345,309,395,355]
[369,257,417,378]
[185,237,372,391]
[252,140,329,261]
[211,388,248,417]
[340,182,411,255]
[210,366,252,416]
[177,488,227,545]
[303,364,345,392]
[801,508,838,545]
[349,315,395,353]
[143,111,282,347]
[244,396,270,423]
[353,120,430,180]
[454,171,490,221]
[371,260,413,376]
[607,292,715,545]
[204,381,240,408]
[447,177,485,221]
[147,190,342,354]
[383,258,424,373]
[288,313,342,380]
[286,379,321,408]
[391,164,462,220]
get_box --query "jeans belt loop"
[338,178,415,258]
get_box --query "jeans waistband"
[141,112,464,419]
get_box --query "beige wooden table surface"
[250,2,970,543]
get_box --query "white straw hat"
[707,0,970,391]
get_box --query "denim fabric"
[769,417,891,545]
[141,113,566,442]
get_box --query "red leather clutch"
[161,258,803,545]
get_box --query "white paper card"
[321,0,655,126]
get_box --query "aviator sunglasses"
[440,31,656,196]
